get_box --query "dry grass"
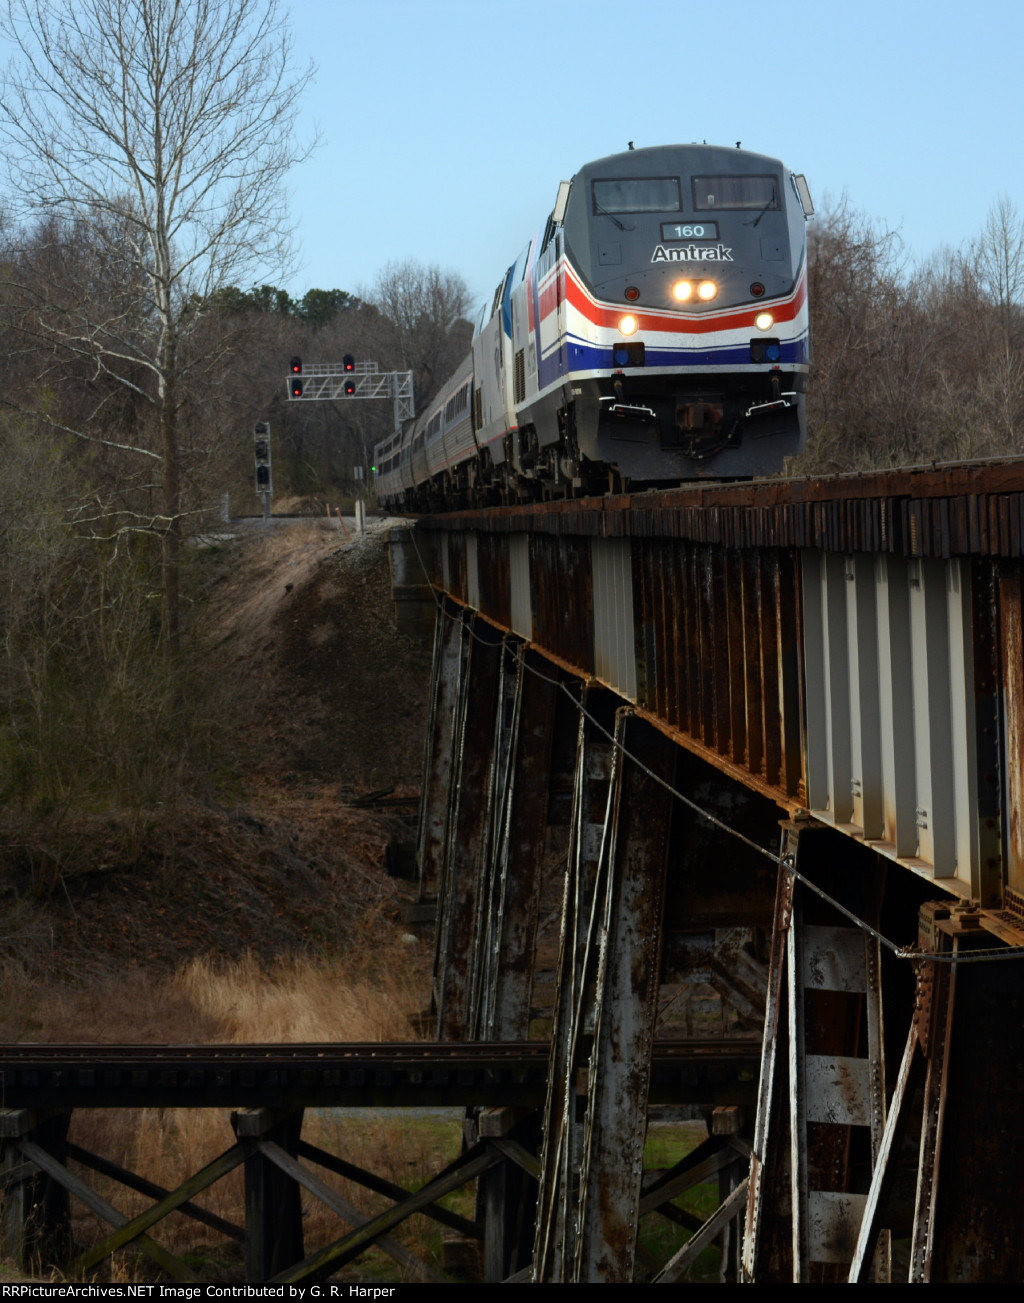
[174,948,424,1043]
[1,938,428,1044]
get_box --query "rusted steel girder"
[534,687,616,1281]
[999,564,1024,906]
[745,823,889,1282]
[743,823,1024,1284]
[426,623,564,1043]
[848,902,1024,1283]
[416,457,1024,559]
[574,711,677,1281]
[431,616,503,1039]
[415,493,1024,910]
[534,700,676,1282]
[477,646,561,1042]
[417,599,470,900]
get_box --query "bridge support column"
[0,1108,71,1270]
[849,902,1024,1283]
[428,614,565,1042]
[232,1108,304,1281]
[534,700,676,1281]
[418,599,471,902]
[475,1106,542,1283]
[430,615,503,1038]
[477,646,561,1042]
[744,821,888,1282]
[744,820,1024,1283]
[420,611,568,1279]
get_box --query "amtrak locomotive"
[374,143,813,510]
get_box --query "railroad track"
[0,1039,760,1109]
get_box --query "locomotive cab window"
[592,176,682,214]
[692,175,779,210]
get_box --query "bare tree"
[973,195,1024,357]
[363,260,473,408]
[0,0,313,647]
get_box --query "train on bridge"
[374,142,813,512]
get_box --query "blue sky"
[284,0,1024,312]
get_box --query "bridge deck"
[0,1039,759,1109]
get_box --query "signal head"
[343,378,356,396]
[291,378,303,398]
[290,356,302,374]
[343,354,355,372]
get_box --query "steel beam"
[478,645,560,1042]
[432,615,503,1039]
[574,711,676,1281]
[417,599,470,899]
[745,821,887,1283]
[534,699,676,1282]
[534,688,617,1281]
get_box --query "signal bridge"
[287,356,415,428]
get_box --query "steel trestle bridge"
[5,457,1024,1283]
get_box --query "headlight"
[755,311,775,331]
[618,314,639,336]
[697,281,717,301]
[672,280,693,302]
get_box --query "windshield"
[692,174,779,211]
[592,176,682,214]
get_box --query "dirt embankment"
[0,518,434,998]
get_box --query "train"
[373,143,813,511]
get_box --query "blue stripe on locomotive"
[536,336,809,389]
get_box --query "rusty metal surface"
[534,688,616,1282]
[469,638,522,1041]
[446,532,468,602]
[432,619,503,1039]
[742,824,893,1282]
[416,456,1024,558]
[407,466,1024,1284]
[416,602,469,899]
[917,932,1024,1282]
[574,712,676,1282]
[999,565,1024,897]
[530,535,593,673]
[475,532,511,629]
[485,649,561,1041]
[416,480,1024,903]
[743,861,795,1282]
[968,561,1003,908]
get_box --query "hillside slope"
[0,518,434,1003]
